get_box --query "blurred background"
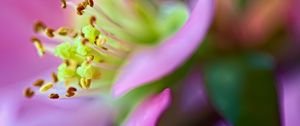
[1,0,300,126]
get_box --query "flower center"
[23,0,188,99]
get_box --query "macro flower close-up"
[1,0,300,126]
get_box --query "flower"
[24,0,213,100]
[25,0,191,99]
[0,0,214,125]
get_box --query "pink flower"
[0,0,214,125]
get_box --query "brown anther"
[90,16,96,27]
[34,21,46,33]
[86,0,94,7]
[72,33,78,38]
[99,59,105,63]
[57,27,69,36]
[66,87,77,97]
[101,47,108,51]
[64,60,70,66]
[81,38,89,45]
[46,28,55,38]
[76,2,88,15]
[66,92,75,97]
[24,87,35,98]
[80,32,85,37]
[68,87,77,92]
[33,79,44,87]
[61,0,67,9]
[86,55,94,63]
[51,72,58,83]
[49,93,59,99]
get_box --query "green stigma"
[82,25,100,43]
[76,62,99,79]
[57,63,77,81]
[55,42,76,59]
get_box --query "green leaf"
[203,52,281,126]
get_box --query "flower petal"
[123,88,171,126]
[113,0,214,97]
[280,68,300,126]
[0,0,66,85]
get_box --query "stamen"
[61,0,67,9]
[46,28,55,38]
[33,79,44,87]
[94,24,133,49]
[49,93,60,99]
[66,87,77,97]
[79,78,92,89]
[86,0,94,7]
[31,37,45,57]
[90,16,96,27]
[34,21,46,33]
[92,62,118,70]
[39,83,54,93]
[90,44,126,58]
[57,27,70,36]
[77,1,88,15]
[92,2,122,28]
[86,55,94,64]
[23,87,35,98]
[51,72,58,83]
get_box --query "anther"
[64,60,70,66]
[101,47,108,51]
[80,32,85,37]
[57,27,69,36]
[80,78,92,89]
[86,55,94,63]
[66,87,77,97]
[33,79,44,87]
[66,92,75,97]
[68,87,77,92]
[90,16,96,27]
[70,30,79,38]
[49,93,59,99]
[94,37,106,46]
[31,37,45,57]
[86,0,94,7]
[77,2,88,15]
[61,0,67,9]
[51,72,58,83]
[23,87,35,98]
[39,83,54,93]
[46,28,55,38]
[34,21,46,33]
[81,38,89,45]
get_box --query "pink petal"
[0,0,66,85]
[123,88,171,126]
[12,98,115,126]
[280,69,300,126]
[113,0,214,97]
[0,98,18,126]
